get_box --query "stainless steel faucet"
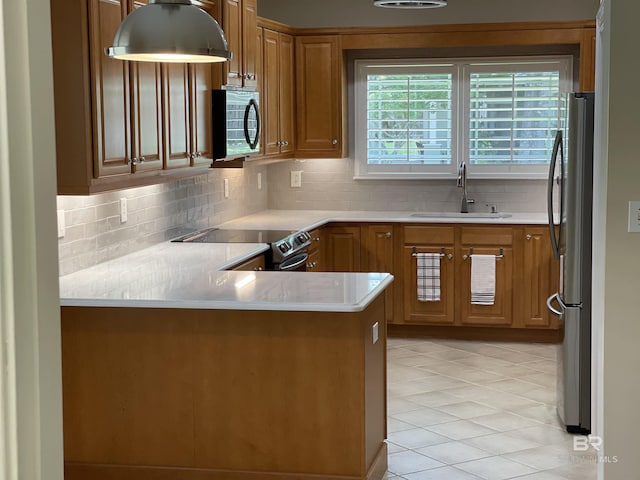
[457,162,474,213]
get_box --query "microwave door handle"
[244,99,260,149]
[548,129,562,260]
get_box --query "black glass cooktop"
[172,228,296,244]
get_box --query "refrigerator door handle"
[548,129,563,260]
[546,292,564,317]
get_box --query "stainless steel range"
[172,228,311,271]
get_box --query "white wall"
[258,0,599,28]
[0,0,63,479]
[593,1,640,478]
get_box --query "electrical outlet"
[257,172,262,190]
[372,322,379,344]
[628,201,640,232]
[224,178,229,198]
[120,198,127,223]
[290,170,302,188]
[57,209,65,238]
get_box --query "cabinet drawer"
[460,227,513,246]
[404,226,455,245]
[231,254,265,271]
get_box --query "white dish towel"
[470,254,496,305]
[416,253,441,302]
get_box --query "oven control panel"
[272,230,311,262]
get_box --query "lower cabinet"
[402,226,455,325]
[314,222,559,338]
[362,224,395,323]
[306,227,324,272]
[457,227,514,327]
[231,254,265,271]
[323,224,361,272]
[519,226,559,329]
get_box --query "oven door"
[277,253,308,272]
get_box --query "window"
[354,57,572,179]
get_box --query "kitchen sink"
[410,212,513,219]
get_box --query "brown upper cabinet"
[295,35,345,158]
[222,0,257,88]
[51,0,222,194]
[262,29,295,157]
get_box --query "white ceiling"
[258,0,600,28]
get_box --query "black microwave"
[212,89,261,160]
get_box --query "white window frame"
[354,56,573,180]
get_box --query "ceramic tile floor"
[384,338,597,480]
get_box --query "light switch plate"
[224,178,229,198]
[629,201,640,232]
[57,209,65,238]
[372,322,379,344]
[290,170,302,188]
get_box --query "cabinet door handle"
[228,71,240,78]
[313,237,321,242]
[282,141,289,146]
[246,74,256,80]
[332,138,338,145]
[447,253,454,260]
[253,266,263,271]
[526,234,532,240]
[385,232,392,238]
[140,157,145,163]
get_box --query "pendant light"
[105,0,230,63]
[373,0,447,8]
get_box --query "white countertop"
[60,208,547,312]
[59,242,393,312]
[217,209,550,231]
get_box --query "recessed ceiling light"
[374,0,447,8]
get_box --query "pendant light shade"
[373,0,447,8]
[105,0,231,63]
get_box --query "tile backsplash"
[57,166,267,276]
[268,158,550,214]
[58,157,553,275]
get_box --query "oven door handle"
[279,253,308,271]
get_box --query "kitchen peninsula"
[59,242,392,480]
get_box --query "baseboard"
[366,443,388,480]
[64,462,382,480]
[387,324,562,343]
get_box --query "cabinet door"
[222,0,242,86]
[457,227,514,326]
[241,0,258,88]
[129,1,162,173]
[162,64,191,168]
[130,61,163,173]
[295,36,343,157]
[262,29,280,155]
[522,228,559,328]
[89,0,131,178]
[189,64,214,165]
[363,225,395,322]
[278,33,295,154]
[403,246,455,325]
[324,226,360,272]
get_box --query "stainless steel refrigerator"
[546,92,594,435]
